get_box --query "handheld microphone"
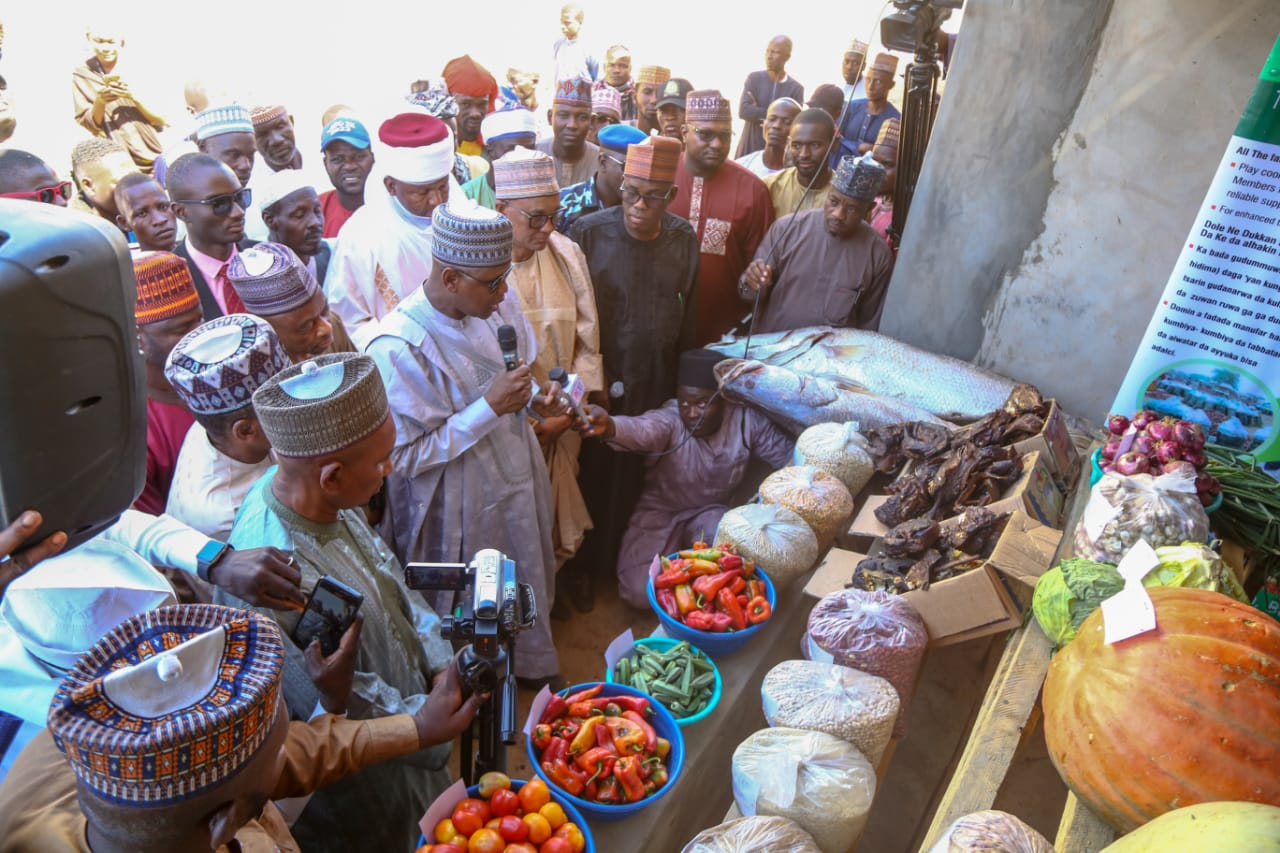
[496,324,519,371]
[548,367,589,425]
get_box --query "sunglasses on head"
[172,187,252,217]
[0,180,73,205]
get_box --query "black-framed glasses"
[172,187,252,217]
[453,263,513,293]
[691,127,732,144]
[508,205,564,231]
[0,180,73,204]
[619,183,675,207]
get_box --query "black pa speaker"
[0,199,146,551]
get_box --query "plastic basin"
[414,778,595,852]
[647,562,776,656]
[604,636,722,727]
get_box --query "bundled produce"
[925,810,1055,853]
[792,422,875,497]
[714,503,818,591]
[1043,587,1280,832]
[1098,802,1280,852]
[849,507,1009,594]
[1098,409,1220,506]
[758,465,854,547]
[1033,545,1248,646]
[680,816,821,853]
[651,543,773,634]
[612,641,716,720]
[761,659,899,765]
[1203,443,1280,566]
[805,589,927,737]
[1072,467,1209,564]
[418,774,587,853]
[731,727,876,853]
[531,685,674,806]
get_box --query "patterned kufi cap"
[871,52,899,74]
[249,104,288,127]
[624,135,682,184]
[553,77,593,107]
[133,251,199,326]
[494,148,559,200]
[873,117,900,165]
[685,89,732,128]
[591,85,622,119]
[165,314,292,415]
[253,353,389,457]
[378,112,455,184]
[226,243,319,317]
[48,604,284,807]
[833,153,887,202]
[194,104,253,141]
[481,107,537,142]
[431,200,513,267]
[845,39,869,57]
[635,66,671,86]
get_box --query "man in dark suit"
[735,36,804,158]
[168,153,257,319]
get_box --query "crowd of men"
[0,9,932,851]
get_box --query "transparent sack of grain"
[793,422,875,498]
[762,659,899,766]
[758,465,854,547]
[715,503,819,591]
[681,816,821,853]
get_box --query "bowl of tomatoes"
[416,774,593,853]
[647,545,776,656]
[526,682,684,820]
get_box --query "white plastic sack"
[681,816,821,853]
[758,465,854,547]
[762,659,899,766]
[732,727,876,853]
[715,503,819,591]
[1072,467,1209,564]
[926,810,1055,853]
[793,422,874,497]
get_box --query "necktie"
[216,262,246,315]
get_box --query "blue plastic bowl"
[647,562,777,656]
[1091,447,1223,512]
[415,779,595,852]
[527,681,684,821]
[604,636,722,727]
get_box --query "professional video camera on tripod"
[405,549,537,785]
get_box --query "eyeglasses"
[453,263,513,293]
[690,127,732,145]
[619,184,675,207]
[508,205,564,231]
[601,153,626,169]
[172,187,252,217]
[0,180,73,205]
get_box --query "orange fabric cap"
[133,252,199,326]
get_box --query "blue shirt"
[557,176,601,234]
[835,99,901,168]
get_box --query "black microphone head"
[496,324,517,351]
[548,367,568,383]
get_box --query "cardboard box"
[1012,399,1079,488]
[985,511,1063,588]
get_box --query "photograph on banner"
[1137,362,1273,453]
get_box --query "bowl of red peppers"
[526,682,684,820]
[646,543,777,656]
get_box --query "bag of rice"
[715,503,819,591]
[793,422,874,498]
[732,727,876,853]
[758,465,854,548]
[805,589,927,737]
[926,810,1055,853]
[761,659,899,766]
[681,816,821,853]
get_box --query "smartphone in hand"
[292,576,363,656]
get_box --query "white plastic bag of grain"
[732,727,876,853]
[926,810,1055,853]
[793,422,875,498]
[758,465,854,547]
[681,815,821,853]
[805,589,927,738]
[715,503,819,591]
[761,659,899,766]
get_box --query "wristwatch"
[196,540,234,583]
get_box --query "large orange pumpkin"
[1043,586,1280,833]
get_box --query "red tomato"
[539,837,573,853]
[489,787,520,817]
[485,817,503,831]
[432,842,468,853]
[467,828,505,853]
[452,799,487,836]
[554,822,586,853]
[496,814,529,843]
[503,844,538,853]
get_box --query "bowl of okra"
[604,636,722,727]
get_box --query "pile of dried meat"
[848,506,1010,594]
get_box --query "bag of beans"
[805,589,927,737]
[926,811,1055,853]
[793,422,875,498]
[758,465,854,548]
[732,727,876,853]
[761,659,899,766]
[681,816,821,853]
[715,503,819,591]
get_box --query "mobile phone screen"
[293,580,361,655]
[404,562,469,590]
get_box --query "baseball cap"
[656,78,694,110]
[320,117,371,152]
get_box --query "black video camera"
[881,0,962,56]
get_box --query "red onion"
[1154,440,1183,464]
[1173,420,1205,449]
[1131,434,1156,456]
[1115,452,1151,476]
[1199,491,1214,507]
[1131,410,1157,430]
[1107,414,1131,436]
[1146,418,1174,442]
[1196,471,1222,496]
[1100,461,1114,473]
[1182,448,1207,469]
[1101,438,1122,461]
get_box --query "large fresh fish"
[715,359,947,433]
[711,326,1018,422]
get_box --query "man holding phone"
[226,352,456,853]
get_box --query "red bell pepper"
[747,579,766,601]
[656,587,680,618]
[564,684,603,704]
[747,595,772,624]
[595,775,622,803]
[710,612,733,632]
[539,694,568,724]
[590,694,651,715]
[602,716,647,753]
[584,779,599,801]
[543,735,569,764]
[728,576,747,595]
[649,761,669,787]
[655,737,670,759]
[531,723,553,752]
[691,569,741,601]
[575,746,618,781]
[684,610,715,631]
[654,567,691,589]
[674,584,697,616]
[595,722,615,750]
[543,759,587,795]
[568,700,599,718]
[622,710,657,752]
[717,587,747,631]
[552,718,580,741]
[719,553,744,572]
[613,755,646,802]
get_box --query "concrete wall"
[881,0,1280,420]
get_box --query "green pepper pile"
[531,684,672,805]
[613,641,716,719]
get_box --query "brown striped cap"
[253,353,389,457]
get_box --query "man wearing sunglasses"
[668,90,774,344]
[0,149,72,206]
[169,153,256,320]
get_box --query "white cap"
[481,108,538,142]
[379,132,455,185]
[254,168,316,212]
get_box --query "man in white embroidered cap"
[368,199,567,691]
[0,603,483,851]
[225,352,461,852]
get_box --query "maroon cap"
[378,113,450,149]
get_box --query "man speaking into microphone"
[367,199,567,690]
